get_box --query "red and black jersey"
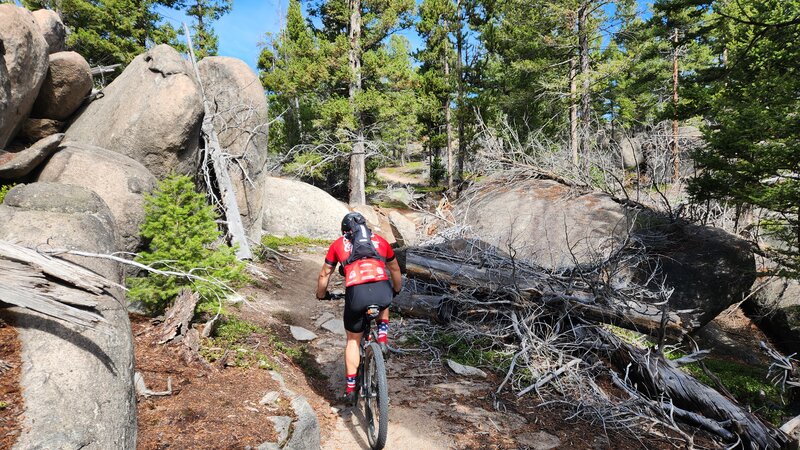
[325,234,395,287]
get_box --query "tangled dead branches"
[397,236,793,449]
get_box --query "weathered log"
[0,240,112,328]
[157,288,199,344]
[403,249,688,340]
[606,333,793,449]
[392,292,455,323]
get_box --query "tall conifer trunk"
[444,40,453,189]
[456,7,465,185]
[672,28,680,183]
[578,3,590,159]
[348,0,366,205]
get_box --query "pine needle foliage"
[127,174,246,313]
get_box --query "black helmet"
[341,212,366,235]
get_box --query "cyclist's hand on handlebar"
[317,291,344,300]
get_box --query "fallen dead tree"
[399,239,690,340]
[0,240,114,328]
[395,238,795,449]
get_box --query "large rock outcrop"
[64,44,203,177]
[460,179,632,268]
[457,178,756,330]
[32,51,93,121]
[262,177,349,240]
[0,133,62,181]
[747,277,800,351]
[197,56,269,244]
[0,182,136,449]
[0,4,50,148]
[36,142,157,251]
[31,9,66,54]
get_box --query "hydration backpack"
[343,214,383,267]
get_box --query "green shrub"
[127,174,247,313]
[0,184,15,204]
[429,156,446,186]
[260,235,328,251]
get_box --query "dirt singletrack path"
[245,250,530,449]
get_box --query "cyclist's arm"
[387,259,402,294]
[316,262,335,300]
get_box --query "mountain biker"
[316,212,402,404]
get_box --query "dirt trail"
[248,250,460,448]
[375,165,428,186]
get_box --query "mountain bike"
[327,293,389,450]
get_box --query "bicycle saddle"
[365,305,381,320]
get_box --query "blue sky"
[160,0,424,72]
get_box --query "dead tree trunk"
[604,331,792,449]
[672,27,680,183]
[184,23,253,260]
[0,241,112,329]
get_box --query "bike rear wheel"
[363,342,389,449]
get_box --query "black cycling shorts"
[343,280,392,333]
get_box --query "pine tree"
[689,0,800,276]
[416,0,457,186]
[128,174,246,313]
[22,0,182,70]
[184,0,232,59]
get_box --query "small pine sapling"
[127,174,246,313]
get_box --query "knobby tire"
[364,342,389,449]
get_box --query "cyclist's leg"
[344,330,363,376]
[343,285,368,401]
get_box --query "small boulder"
[517,431,562,450]
[290,325,317,342]
[31,9,66,54]
[36,142,157,252]
[388,210,417,247]
[262,177,349,240]
[198,57,270,243]
[746,276,800,351]
[32,51,93,121]
[321,318,346,336]
[18,117,63,143]
[65,44,203,178]
[446,359,487,378]
[0,133,63,181]
[0,4,49,148]
[619,135,645,169]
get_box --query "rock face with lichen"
[64,44,203,177]
[0,183,136,449]
[0,4,49,148]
